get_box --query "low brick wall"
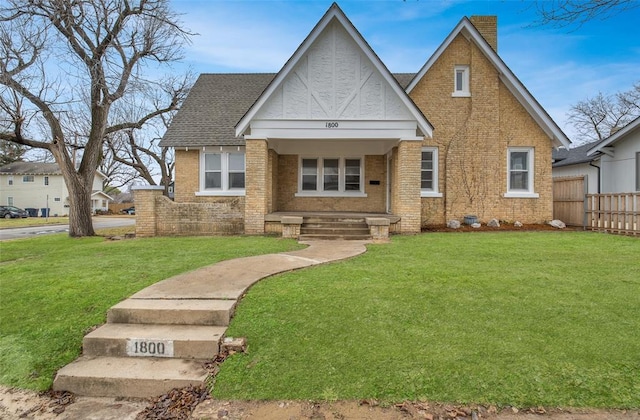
[134,187,244,237]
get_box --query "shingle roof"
[552,140,601,168]
[160,72,417,148]
[0,162,62,174]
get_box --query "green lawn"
[0,234,302,390]
[214,232,640,408]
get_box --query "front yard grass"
[0,234,303,391]
[215,232,640,408]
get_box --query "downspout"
[588,160,601,194]
[587,159,601,231]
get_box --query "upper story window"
[452,65,470,97]
[8,176,13,186]
[298,157,365,197]
[197,149,245,196]
[421,147,442,197]
[505,147,538,198]
[44,176,49,186]
[23,175,34,183]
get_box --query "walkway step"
[53,357,207,398]
[83,324,226,359]
[299,234,372,241]
[107,299,235,326]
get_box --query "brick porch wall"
[245,139,269,234]
[276,155,387,212]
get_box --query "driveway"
[0,216,135,240]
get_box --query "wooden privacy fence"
[553,176,586,226]
[586,193,639,235]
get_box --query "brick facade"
[410,32,553,226]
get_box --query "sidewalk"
[25,240,371,419]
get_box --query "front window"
[506,147,538,198]
[7,197,13,206]
[8,176,13,186]
[298,157,363,195]
[201,151,245,194]
[421,147,441,197]
[44,176,49,186]
[23,175,34,183]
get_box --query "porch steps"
[53,297,234,398]
[299,216,371,240]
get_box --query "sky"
[166,0,640,145]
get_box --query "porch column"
[395,140,422,233]
[245,138,269,234]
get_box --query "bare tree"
[534,0,639,28]
[567,83,640,144]
[0,0,191,236]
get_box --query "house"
[553,117,640,195]
[0,162,112,216]
[139,3,570,238]
[552,141,602,194]
[587,116,640,193]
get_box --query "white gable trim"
[235,3,432,139]
[587,116,640,156]
[406,18,570,150]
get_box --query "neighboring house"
[587,116,640,194]
[149,4,570,237]
[553,117,640,195]
[0,162,112,216]
[552,141,602,194]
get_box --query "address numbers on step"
[126,338,174,357]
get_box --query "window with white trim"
[506,147,538,198]
[421,147,441,196]
[452,65,470,97]
[201,152,245,192]
[7,197,14,206]
[299,157,363,195]
[23,175,34,183]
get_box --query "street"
[0,216,135,241]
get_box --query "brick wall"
[393,141,422,233]
[276,154,387,212]
[410,32,554,226]
[134,187,244,237]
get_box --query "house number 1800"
[325,122,339,128]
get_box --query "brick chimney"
[470,15,497,52]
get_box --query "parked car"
[0,205,29,219]
[121,206,135,215]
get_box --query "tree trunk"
[66,174,96,237]
[50,140,97,237]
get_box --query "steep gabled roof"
[587,116,640,156]
[406,17,571,149]
[235,3,432,138]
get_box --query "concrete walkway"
[50,240,370,416]
[130,239,369,301]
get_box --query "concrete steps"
[82,324,226,359]
[108,298,235,326]
[53,357,208,398]
[53,297,235,398]
[300,216,371,240]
